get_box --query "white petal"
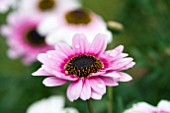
[157,100,170,112]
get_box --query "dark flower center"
[65,9,91,25]
[64,55,103,77]
[38,0,56,11]
[25,29,45,46]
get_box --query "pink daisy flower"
[1,12,53,65]
[123,100,170,113]
[18,0,80,17]
[32,34,135,102]
[38,8,112,45]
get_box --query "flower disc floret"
[64,54,104,77]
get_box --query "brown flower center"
[38,0,56,11]
[65,9,91,25]
[25,29,45,46]
[64,55,103,77]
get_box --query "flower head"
[18,0,80,17]
[27,95,79,113]
[33,34,135,101]
[1,12,53,65]
[123,100,170,113]
[38,8,112,45]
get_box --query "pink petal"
[105,45,124,57]
[108,58,134,71]
[67,79,83,102]
[37,53,48,64]
[89,77,106,95]
[103,45,126,62]
[102,72,121,78]
[90,71,105,77]
[80,79,91,100]
[91,90,103,100]
[100,76,119,86]
[46,50,67,62]
[41,65,78,81]
[89,34,107,56]
[118,72,132,82]
[121,62,136,70]
[72,34,89,54]
[55,42,73,56]
[43,77,67,87]
[32,67,51,76]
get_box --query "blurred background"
[0,0,170,113]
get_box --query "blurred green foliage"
[0,0,170,113]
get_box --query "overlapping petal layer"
[33,34,135,101]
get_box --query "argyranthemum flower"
[38,8,112,45]
[123,100,170,113]
[0,0,17,13]
[1,12,53,65]
[33,34,135,102]
[27,96,79,113]
[18,0,80,17]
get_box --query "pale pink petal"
[100,76,119,86]
[72,34,89,54]
[105,45,124,57]
[102,72,121,79]
[107,58,134,71]
[89,77,106,95]
[118,72,132,82]
[43,77,67,87]
[55,42,73,56]
[42,65,78,81]
[37,53,50,64]
[37,51,67,66]
[103,45,125,61]
[47,50,68,62]
[121,62,136,70]
[90,71,105,77]
[89,34,107,56]
[67,79,83,102]
[91,90,103,100]
[32,67,51,76]
[80,79,91,100]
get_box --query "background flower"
[38,8,112,45]
[27,95,79,113]
[1,12,53,65]
[33,34,135,101]
[18,0,81,17]
[123,100,170,113]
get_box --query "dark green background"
[0,0,170,113]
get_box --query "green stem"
[108,87,113,113]
[87,99,95,113]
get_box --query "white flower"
[18,0,81,17]
[0,0,17,13]
[123,100,170,113]
[38,8,112,45]
[26,96,79,113]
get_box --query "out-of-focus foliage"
[0,0,170,113]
